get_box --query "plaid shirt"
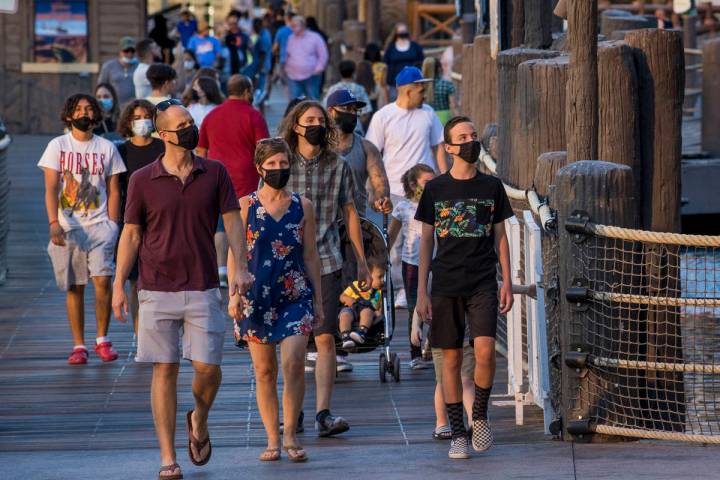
[288,150,355,275]
[431,78,456,111]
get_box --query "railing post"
[506,215,525,424]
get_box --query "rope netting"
[570,231,720,441]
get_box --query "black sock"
[446,402,465,438]
[316,409,330,424]
[473,384,492,421]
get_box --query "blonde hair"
[422,57,438,105]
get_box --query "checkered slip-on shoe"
[448,435,470,459]
[471,419,493,452]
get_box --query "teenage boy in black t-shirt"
[415,116,514,459]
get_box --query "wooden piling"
[625,29,684,233]
[510,56,569,190]
[510,0,525,47]
[600,13,653,37]
[365,0,381,44]
[472,35,497,133]
[460,43,476,123]
[556,160,637,441]
[524,0,553,48]
[533,151,569,198]
[598,41,641,214]
[496,48,560,186]
[702,38,720,156]
[566,0,599,163]
[625,28,686,432]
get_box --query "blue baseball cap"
[395,66,432,87]
[326,88,367,109]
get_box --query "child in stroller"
[339,261,385,349]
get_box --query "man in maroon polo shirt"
[196,74,270,198]
[112,100,253,479]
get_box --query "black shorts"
[314,270,342,336]
[429,290,499,349]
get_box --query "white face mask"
[183,60,195,70]
[131,119,153,137]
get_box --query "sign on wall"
[33,0,88,63]
[0,0,18,14]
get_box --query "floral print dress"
[234,192,314,344]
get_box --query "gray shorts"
[135,289,226,365]
[47,220,119,291]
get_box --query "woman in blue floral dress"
[228,137,323,463]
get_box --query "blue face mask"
[98,98,113,112]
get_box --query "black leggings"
[401,262,421,359]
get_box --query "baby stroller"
[337,214,400,383]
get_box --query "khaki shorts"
[432,343,476,385]
[47,220,119,291]
[135,289,226,365]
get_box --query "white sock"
[73,344,87,351]
[96,336,109,345]
[218,266,228,275]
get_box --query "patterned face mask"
[413,185,424,202]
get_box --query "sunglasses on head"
[153,98,183,129]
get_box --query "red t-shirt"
[198,99,270,198]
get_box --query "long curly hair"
[117,99,156,138]
[277,100,338,158]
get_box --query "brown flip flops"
[158,463,183,480]
[186,410,212,466]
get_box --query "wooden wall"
[0,0,147,134]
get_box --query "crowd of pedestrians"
[37,3,511,477]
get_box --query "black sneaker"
[315,413,350,437]
[341,332,355,349]
[349,328,367,345]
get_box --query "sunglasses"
[122,48,136,54]
[153,98,183,129]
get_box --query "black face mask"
[334,111,357,134]
[71,116,94,132]
[450,140,481,164]
[263,168,291,190]
[168,124,199,151]
[299,124,327,146]
[191,90,200,102]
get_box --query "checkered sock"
[446,402,465,438]
[473,384,492,421]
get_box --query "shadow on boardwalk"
[0,94,719,479]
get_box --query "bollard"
[600,13,653,37]
[533,151,568,198]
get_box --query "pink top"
[285,30,328,81]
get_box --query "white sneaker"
[305,351,318,373]
[394,288,407,309]
[336,355,354,372]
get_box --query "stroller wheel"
[379,353,388,383]
[391,353,401,382]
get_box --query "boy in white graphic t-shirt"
[38,93,126,365]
